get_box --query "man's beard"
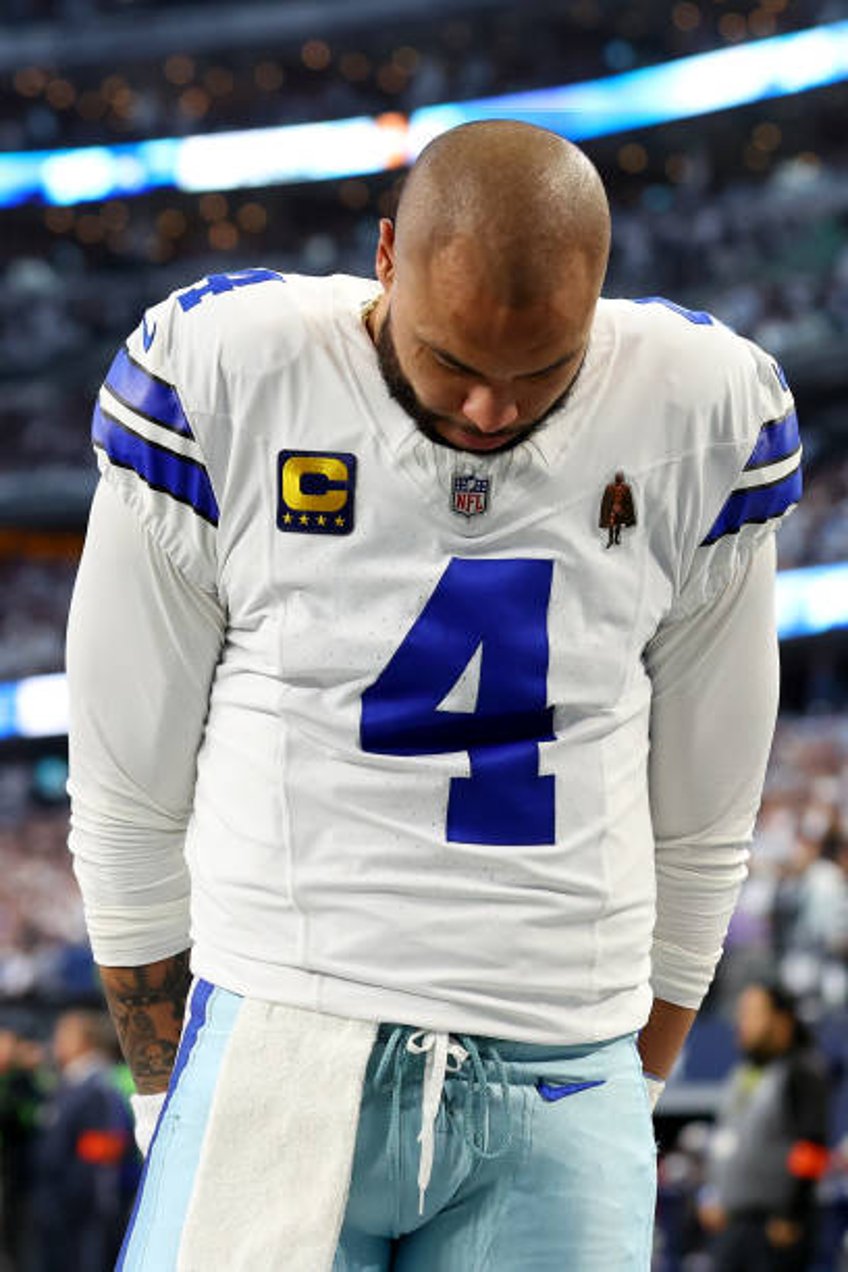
[374,309,575,454]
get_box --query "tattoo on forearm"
[99,950,192,1094]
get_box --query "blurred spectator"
[0,1028,49,1271]
[29,1010,138,1272]
[773,825,847,995]
[655,1120,715,1271]
[699,983,830,1271]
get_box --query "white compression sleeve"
[645,535,779,1008]
[67,480,225,964]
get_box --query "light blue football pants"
[120,982,656,1270]
[335,1023,656,1271]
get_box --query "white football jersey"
[71,270,800,1044]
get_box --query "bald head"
[369,121,610,453]
[394,120,610,303]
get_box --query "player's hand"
[766,1217,803,1248]
[131,1090,167,1157]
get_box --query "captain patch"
[277,450,357,536]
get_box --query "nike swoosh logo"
[536,1079,606,1102]
[142,314,157,351]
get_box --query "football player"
[66,121,800,1270]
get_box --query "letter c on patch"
[282,455,350,512]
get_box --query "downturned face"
[374,226,598,453]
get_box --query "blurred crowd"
[2,0,843,153]
[0,560,75,682]
[722,716,848,1014]
[0,803,90,1002]
[778,447,848,572]
[607,154,848,367]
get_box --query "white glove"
[644,1073,665,1112]
[130,1090,167,1157]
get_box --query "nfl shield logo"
[451,472,490,518]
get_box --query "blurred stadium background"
[0,0,847,1268]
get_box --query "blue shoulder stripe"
[104,346,194,438]
[632,295,715,325]
[92,403,219,526]
[744,410,800,472]
[702,464,801,545]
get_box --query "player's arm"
[641,533,780,1080]
[98,953,193,1095]
[67,479,225,1095]
[636,999,696,1084]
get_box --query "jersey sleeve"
[67,479,226,964]
[675,337,801,617]
[645,533,780,1008]
[92,290,220,591]
[642,337,798,1010]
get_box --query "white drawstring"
[404,1030,469,1213]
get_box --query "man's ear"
[375,218,396,290]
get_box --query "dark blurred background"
[0,1,847,1268]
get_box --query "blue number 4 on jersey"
[361,558,556,845]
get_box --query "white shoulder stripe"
[99,385,205,463]
[735,446,802,492]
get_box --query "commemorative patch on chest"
[451,471,490,519]
[277,450,356,536]
[598,471,636,549]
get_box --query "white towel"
[177,999,377,1272]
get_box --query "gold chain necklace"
[361,294,380,337]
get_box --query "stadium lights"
[1,564,845,741]
[0,673,68,742]
[410,19,848,147]
[774,562,848,642]
[0,20,846,208]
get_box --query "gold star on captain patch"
[335,515,345,527]
[317,515,327,527]
[282,512,293,525]
[299,514,309,526]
